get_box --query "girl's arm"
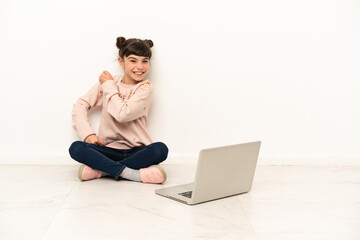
[72,82,103,141]
[101,80,152,123]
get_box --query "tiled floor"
[0,164,359,240]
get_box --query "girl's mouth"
[133,71,145,76]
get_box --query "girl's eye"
[130,60,136,63]
[143,61,149,63]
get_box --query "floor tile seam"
[233,199,359,237]
[39,181,78,239]
[238,197,258,239]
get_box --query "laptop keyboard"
[178,191,193,198]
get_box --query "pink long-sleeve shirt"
[72,75,153,149]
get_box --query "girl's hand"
[84,134,105,146]
[99,70,114,84]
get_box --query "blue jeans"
[69,141,169,180]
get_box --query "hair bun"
[144,39,154,48]
[116,37,126,49]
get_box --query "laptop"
[155,141,261,205]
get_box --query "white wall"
[0,0,359,165]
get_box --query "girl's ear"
[118,57,125,68]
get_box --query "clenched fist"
[85,134,105,146]
[99,70,114,84]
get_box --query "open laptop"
[155,141,261,205]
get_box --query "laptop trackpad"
[180,183,194,190]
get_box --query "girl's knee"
[69,141,87,158]
[150,142,169,162]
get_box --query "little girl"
[69,37,168,184]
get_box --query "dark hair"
[116,37,154,59]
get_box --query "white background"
[0,0,359,164]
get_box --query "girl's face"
[118,55,150,84]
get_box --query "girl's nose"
[136,62,144,69]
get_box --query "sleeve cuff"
[101,80,117,93]
[82,133,96,142]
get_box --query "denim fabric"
[69,141,168,180]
